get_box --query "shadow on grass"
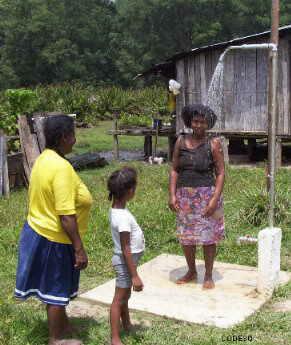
[120,323,149,344]
[26,316,104,345]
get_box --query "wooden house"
[142,25,291,149]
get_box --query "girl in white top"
[107,166,145,345]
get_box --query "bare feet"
[176,271,197,284]
[203,278,215,289]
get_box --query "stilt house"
[142,25,291,141]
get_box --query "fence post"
[0,130,10,197]
[219,136,229,165]
[113,113,119,160]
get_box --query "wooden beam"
[113,114,119,160]
[0,131,4,196]
[18,115,41,181]
[0,130,10,197]
[33,117,46,152]
[144,136,152,158]
[219,136,229,165]
[168,136,176,161]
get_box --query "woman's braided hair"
[107,166,137,201]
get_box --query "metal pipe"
[218,43,277,63]
[228,43,277,51]
[237,236,258,245]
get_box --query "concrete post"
[257,227,282,297]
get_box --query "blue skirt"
[14,222,80,306]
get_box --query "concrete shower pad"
[80,254,291,328]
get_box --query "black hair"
[107,166,137,201]
[182,104,217,129]
[44,115,75,150]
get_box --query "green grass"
[0,127,290,344]
[73,121,168,155]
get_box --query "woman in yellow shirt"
[15,115,92,345]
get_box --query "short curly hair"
[44,115,75,150]
[107,166,137,201]
[182,104,217,129]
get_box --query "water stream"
[206,53,225,131]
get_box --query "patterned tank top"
[177,135,215,188]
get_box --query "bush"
[239,184,291,227]
[35,84,170,126]
[0,84,170,136]
[35,82,97,124]
[0,88,38,135]
[119,113,152,127]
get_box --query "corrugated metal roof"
[171,24,291,61]
[138,24,291,78]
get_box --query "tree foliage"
[0,0,118,87]
[0,0,290,88]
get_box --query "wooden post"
[18,115,41,182]
[144,136,152,158]
[267,0,280,227]
[153,127,158,157]
[219,136,229,165]
[247,138,257,162]
[0,132,4,196]
[0,130,10,197]
[275,137,282,166]
[168,135,176,161]
[113,114,119,160]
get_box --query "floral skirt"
[176,187,224,246]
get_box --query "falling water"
[206,52,226,131]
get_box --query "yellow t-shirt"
[27,149,93,244]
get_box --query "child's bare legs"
[110,287,131,345]
[203,244,216,289]
[176,245,197,284]
[120,289,132,331]
[47,305,82,345]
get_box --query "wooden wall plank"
[194,54,201,103]
[205,51,214,89]
[256,48,268,131]
[278,40,290,135]
[176,59,186,133]
[186,56,194,104]
[0,132,4,196]
[223,52,234,131]
[289,40,291,135]
[277,42,284,134]
[200,53,207,103]
[244,50,257,130]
